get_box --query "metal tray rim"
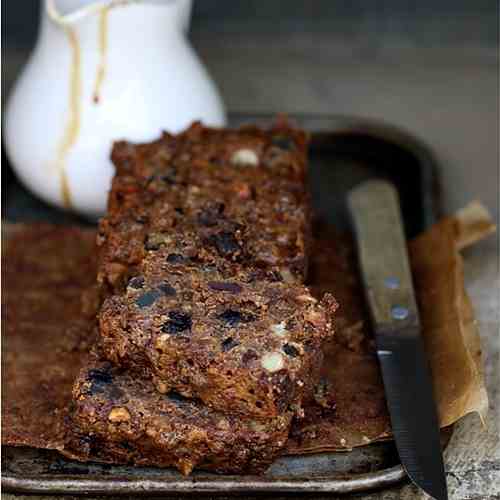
[2,465,407,495]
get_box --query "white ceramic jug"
[4,0,226,217]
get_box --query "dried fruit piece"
[283,343,299,357]
[166,253,185,264]
[161,311,192,334]
[209,231,241,258]
[166,390,190,405]
[218,309,255,327]
[128,276,145,289]
[208,281,242,294]
[158,282,176,296]
[218,309,242,326]
[86,367,113,394]
[221,337,239,352]
[135,289,162,308]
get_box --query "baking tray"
[1,113,442,495]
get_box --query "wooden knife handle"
[347,180,420,334]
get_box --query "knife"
[348,180,448,500]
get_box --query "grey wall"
[192,1,498,47]
[3,1,498,98]
[2,1,499,49]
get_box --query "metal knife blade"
[348,180,448,500]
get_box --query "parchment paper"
[2,224,98,451]
[286,201,493,454]
[1,202,494,459]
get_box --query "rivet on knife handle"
[347,180,419,334]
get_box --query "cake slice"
[66,352,293,475]
[99,250,336,417]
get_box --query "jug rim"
[46,0,185,26]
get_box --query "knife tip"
[407,471,448,500]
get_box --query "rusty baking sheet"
[2,113,441,495]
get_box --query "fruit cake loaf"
[95,121,337,417]
[66,352,293,475]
